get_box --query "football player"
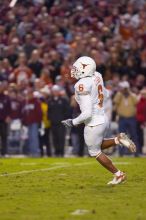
[62,56,136,185]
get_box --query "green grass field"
[0,157,146,220]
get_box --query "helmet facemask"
[71,65,81,79]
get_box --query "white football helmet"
[71,56,96,79]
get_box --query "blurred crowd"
[0,0,146,157]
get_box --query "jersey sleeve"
[73,80,92,125]
[72,94,92,126]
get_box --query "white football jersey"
[74,72,106,126]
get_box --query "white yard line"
[0,162,92,177]
[20,162,71,166]
[0,165,69,177]
[0,161,131,177]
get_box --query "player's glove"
[61,119,73,128]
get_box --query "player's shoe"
[107,172,126,185]
[118,133,136,153]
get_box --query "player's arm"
[72,94,92,125]
[62,83,92,128]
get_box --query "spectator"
[49,51,63,82]
[48,85,71,157]
[136,88,146,154]
[6,45,18,67]
[8,85,22,120]
[60,57,72,83]
[21,84,42,156]
[28,49,43,78]
[10,38,23,55]
[10,53,33,85]
[114,81,139,156]
[40,68,53,86]
[0,82,10,156]
[39,86,51,157]
[0,59,9,81]
[23,34,36,59]
[8,85,22,152]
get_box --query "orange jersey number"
[78,84,84,92]
[98,84,104,108]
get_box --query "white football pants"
[84,120,109,157]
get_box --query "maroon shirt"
[9,98,22,120]
[21,97,42,126]
[136,97,146,124]
[0,93,10,121]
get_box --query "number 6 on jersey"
[98,84,104,108]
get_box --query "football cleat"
[118,133,136,153]
[107,172,126,185]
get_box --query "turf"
[0,157,146,220]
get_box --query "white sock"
[114,170,122,177]
[114,137,119,145]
